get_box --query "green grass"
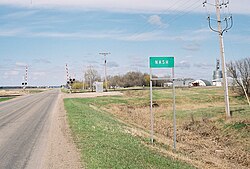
[27,89,45,93]
[0,97,13,102]
[65,87,250,168]
[65,98,194,169]
[225,121,249,130]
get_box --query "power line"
[164,0,202,26]
[134,0,191,34]
[128,0,202,41]
[121,0,187,40]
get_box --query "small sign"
[149,56,174,68]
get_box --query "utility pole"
[99,52,111,92]
[204,0,233,118]
[82,69,85,90]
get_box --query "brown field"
[95,87,249,169]
[0,88,47,97]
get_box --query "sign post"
[149,56,176,150]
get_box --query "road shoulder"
[42,92,82,169]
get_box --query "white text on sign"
[155,60,168,64]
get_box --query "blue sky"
[0,0,249,86]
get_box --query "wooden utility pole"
[215,0,230,117]
[99,52,111,92]
[204,0,233,118]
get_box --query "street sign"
[149,55,176,150]
[149,56,174,68]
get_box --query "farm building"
[164,78,194,87]
[190,79,212,87]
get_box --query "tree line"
[69,57,250,96]
[70,69,169,90]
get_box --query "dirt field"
[0,89,25,97]
[0,89,48,97]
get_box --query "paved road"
[0,89,59,169]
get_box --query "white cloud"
[0,28,24,37]
[182,42,200,51]
[1,10,38,19]
[227,34,250,44]
[15,62,27,67]
[33,58,51,64]
[194,63,213,69]
[176,60,191,68]
[107,61,119,68]
[0,0,249,14]
[0,26,211,42]
[119,31,164,41]
[4,70,19,76]
[32,72,46,76]
[148,15,167,28]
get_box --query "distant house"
[190,79,212,87]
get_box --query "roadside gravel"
[42,92,83,169]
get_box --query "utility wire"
[164,0,202,26]
[127,0,196,40]
[128,0,203,41]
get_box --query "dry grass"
[0,89,24,97]
[100,87,250,169]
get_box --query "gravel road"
[0,89,82,169]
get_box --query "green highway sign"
[149,56,174,68]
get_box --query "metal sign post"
[172,67,176,150]
[150,76,154,143]
[149,56,176,150]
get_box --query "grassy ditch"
[0,97,14,102]
[64,98,194,169]
[65,87,249,169]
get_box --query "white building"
[190,79,212,87]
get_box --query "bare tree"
[108,75,124,88]
[84,66,101,91]
[227,57,250,96]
